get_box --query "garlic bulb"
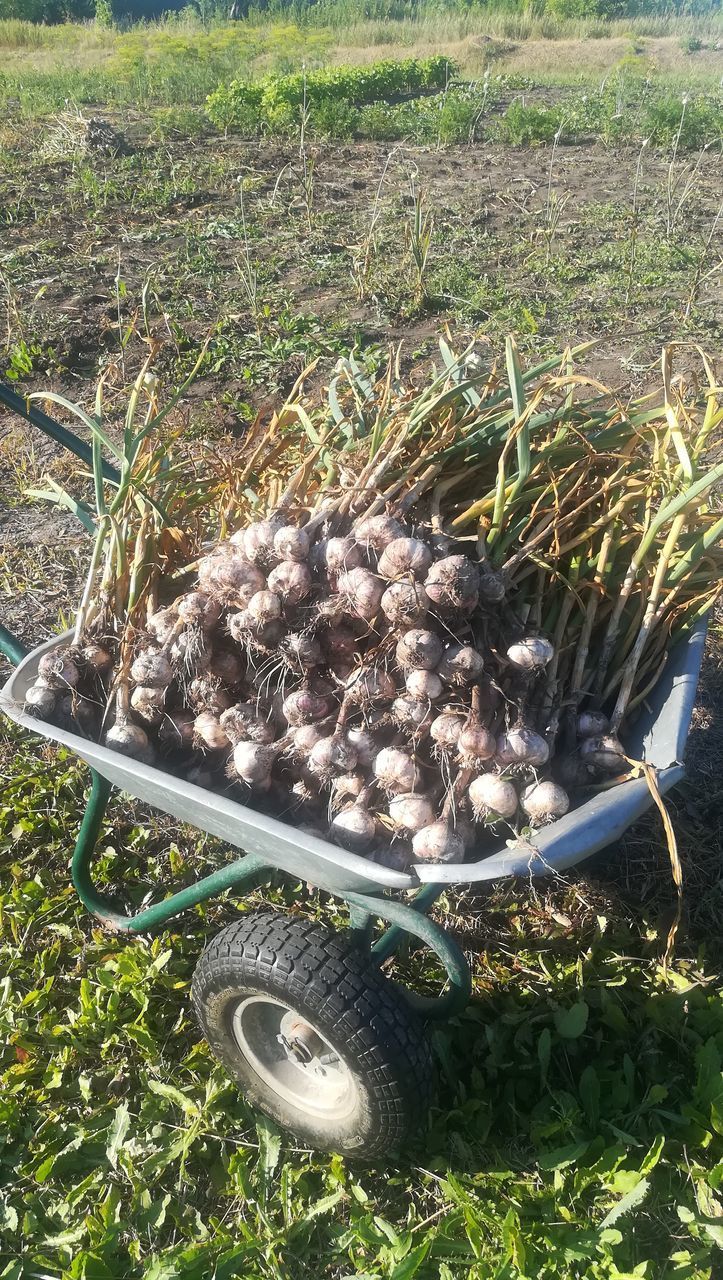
[266,560,312,608]
[333,771,368,801]
[330,805,376,851]
[354,514,405,551]
[38,648,80,690]
[130,650,172,689]
[579,734,625,774]
[424,555,479,614]
[506,637,555,671]
[194,712,231,751]
[282,689,335,726]
[308,735,359,778]
[131,684,165,725]
[177,592,221,630]
[381,581,429,627]
[395,629,444,672]
[24,683,57,716]
[233,742,278,784]
[147,607,178,645]
[207,650,243,685]
[405,669,443,701]
[378,537,432,581]
[496,726,550,767]
[412,821,464,864]
[82,643,113,673]
[159,708,195,749]
[318,537,363,576]
[246,590,283,626]
[457,722,496,766]
[221,703,276,745]
[577,711,610,739]
[238,516,284,566]
[344,667,396,705]
[292,720,336,754]
[521,780,570,825]
[105,722,151,760]
[188,678,233,715]
[345,727,378,766]
[393,695,433,734]
[373,747,420,795]
[436,644,485,685]
[198,552,265,605]
[388,793,435,834]
[468,772,518,820]
[430,712,465,750]
[337,567,384,621]
[273,525,310,563]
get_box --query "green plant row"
[499,89,723,148]
[206,54,456,130]
[205,63,723,151]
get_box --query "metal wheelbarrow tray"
[1,620,706,901]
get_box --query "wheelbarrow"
[0,382,708,1155]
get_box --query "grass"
[1,701,723,1278]
[0,9,722,117]
[0,11,722,1278]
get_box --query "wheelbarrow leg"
[70,768,273,933]
[345,888,472,1020]
[347,883,445,962]
[0,623,28,669]
[70,769,116,923]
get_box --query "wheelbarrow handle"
[0,624,28,668]
[0,381,120,485]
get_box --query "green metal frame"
[0,382,120,484]
[1,626,471,1018]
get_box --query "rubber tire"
[191,910,434,1156]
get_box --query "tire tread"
[191,910,433,1155]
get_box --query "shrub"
[644,95,723,148]
[436,92,480,144]
[310,97,356,138]
[499,100,562,145]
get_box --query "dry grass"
[1,17,721,87]
[332,34,723,80]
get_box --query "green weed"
[1,715,723,1277]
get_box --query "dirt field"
[2,125,720,396]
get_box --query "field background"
[1,3,723,1278]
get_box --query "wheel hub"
[231,996,357,1122]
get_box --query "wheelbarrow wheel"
[191,909,433,1156]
